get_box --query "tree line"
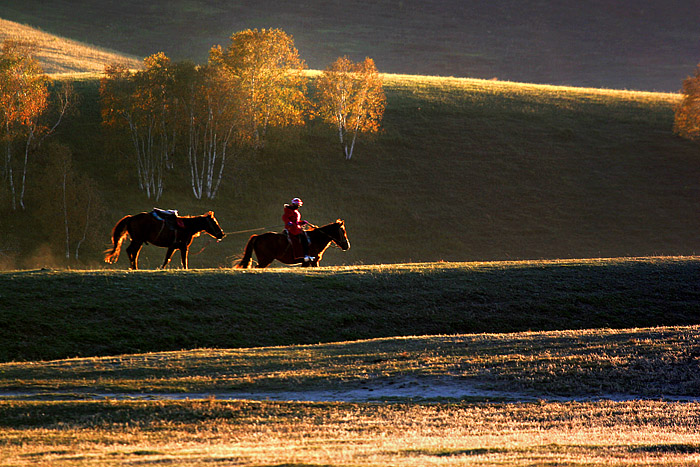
[1,28,385,209]
[100,28,386,202]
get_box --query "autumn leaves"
[99,29,386,201]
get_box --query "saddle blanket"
[151,209,184,229]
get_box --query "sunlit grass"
[380,72,681,103]
[1,399,698,466]
[0,18,142,73]
[1,324,698,398]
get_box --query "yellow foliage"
[317,56,386,159]
[674,64,700,141]
[211,28,308,149]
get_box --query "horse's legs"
[255,249,273,268]
[179,247,188,269]
[161,246,177,269]
[126,241,143,270]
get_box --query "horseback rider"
[283,197,314,263]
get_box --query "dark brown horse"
[236,219,350,268]
[104,211,225,269]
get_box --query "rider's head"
[291,197,303,208]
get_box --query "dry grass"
[0,18,141,73]
[2,324,699,398]
[381,72,682,103]
[1,399,699,466]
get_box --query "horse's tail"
[235,235,257,268]
[104,215,131,264]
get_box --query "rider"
[283,197,313,263]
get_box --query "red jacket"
[283,205,307,235]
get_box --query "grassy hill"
[0,257,698,362]
[1,0,699,91]
[0,18,142,73]
[2,73,698,270]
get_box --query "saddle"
[151,208,185,229]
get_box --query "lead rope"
[190,226,276,257]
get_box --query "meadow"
[1,257,698,362]
[2,321,700,466]
[1,258,700,464]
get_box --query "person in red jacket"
[283,197,313,262]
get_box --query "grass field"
[0,18,142,73]
[1,399,697,466]
[1,257,698,362]
[2,324,699,398]
[2,323,700,466]
[1,258,698,464]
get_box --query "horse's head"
[205,211,226,241]
[329,219,350,251]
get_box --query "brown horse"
[104,211,225,269]
[236,219,350,268]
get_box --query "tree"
[177,63,239,199]
[674,64,700,143]
[0,40,52,210]
[34,142,106,264]
[317,57,386,160]
[210,28,308,150]
[100,53,178,201]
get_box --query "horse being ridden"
[282,197,313,263]
[104,210,225,269]
[236,219,350,268]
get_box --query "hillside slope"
[1,75,699,269]
[0,18,141,73]
[1,0,699,91]
[0,258,698,362]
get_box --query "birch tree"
[17,80,73,210]
[317,57,385,160]
[100,53,177,201]
[177,63,238,199]
[210,28,308,150]
[0,40,48,210]
[34,142,106,263]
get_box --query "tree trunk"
[18,124,36,210]
[62,171,70,260]
[75,192,91,260]
[6,136,16,211]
